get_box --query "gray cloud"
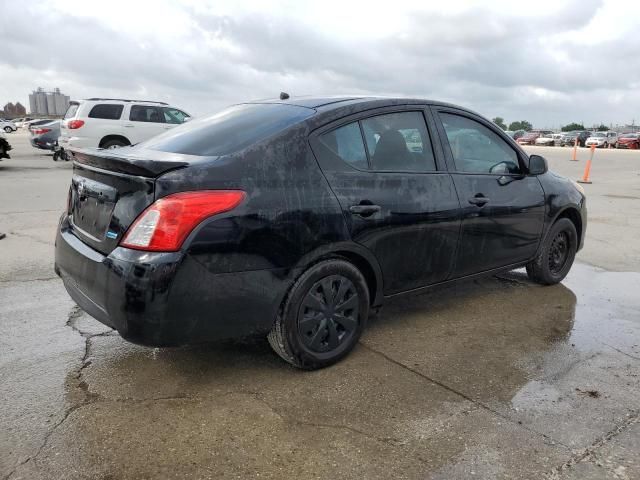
[1,0,639,128]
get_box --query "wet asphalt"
[1,133,639,479]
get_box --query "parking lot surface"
[1,132,639,479]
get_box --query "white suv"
[58,98,191,151]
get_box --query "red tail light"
[67,120,85,129]
[120,190,246,252]
[32,128,51,135]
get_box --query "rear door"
[127,105,166,144]
[431,107,545,277]
[310,107,461,295]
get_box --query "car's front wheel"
[3,126,12,133]
[526,218,577,285]
[268,259,370,369]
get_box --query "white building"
[28,87,70,116]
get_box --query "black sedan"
[55,96,587,369]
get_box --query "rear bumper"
[30,137,56,150]
[58,135,96,151]
[55,215,294,346]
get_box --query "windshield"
[140,103,314,157]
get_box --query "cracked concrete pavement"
[1,133,640,479]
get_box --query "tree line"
[491,117,610,132]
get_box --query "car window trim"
[311,106,444,174]
[430,106,529,176]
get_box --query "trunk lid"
[68,147,204,254]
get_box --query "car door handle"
[349,204,381,217]
[468,196,489,206]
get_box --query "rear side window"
[130,105,163,123]
[88,104,124,120]
[64,103,79,119]
[319,111,437,172]
[319,122,367,169]
[362,112,436,171]
[140,103,314,156]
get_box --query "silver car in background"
[29,120,61,152]
[586,131,617,148]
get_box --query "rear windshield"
[140,103,314,156]
[64,103,79,119]
[88,104,124,120]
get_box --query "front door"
[432,108,546,277]
[310,108,461,294]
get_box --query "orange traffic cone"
[571,137,578,161]
[578,144,596,184]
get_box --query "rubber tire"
[267,259,370,370]
[3,127,12,133]
[526,218,577,285]
[101,139,128,149]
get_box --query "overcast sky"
[1,0,639,128]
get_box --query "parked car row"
[514,129,639,149]
[3,98,192,160]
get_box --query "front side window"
[440,113,521,175]
[319,111,437,172]
[88,104,123,120]
[163,108,189,124]
[130,105,163,123]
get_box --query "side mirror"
[528,154,548,175]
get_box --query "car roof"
[79,98,169,106]
[245,95,468,111]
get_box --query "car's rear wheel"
[101,139,129,149]
[526,218,577,285]
[3,127,11,133]
[268,259,369,369]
